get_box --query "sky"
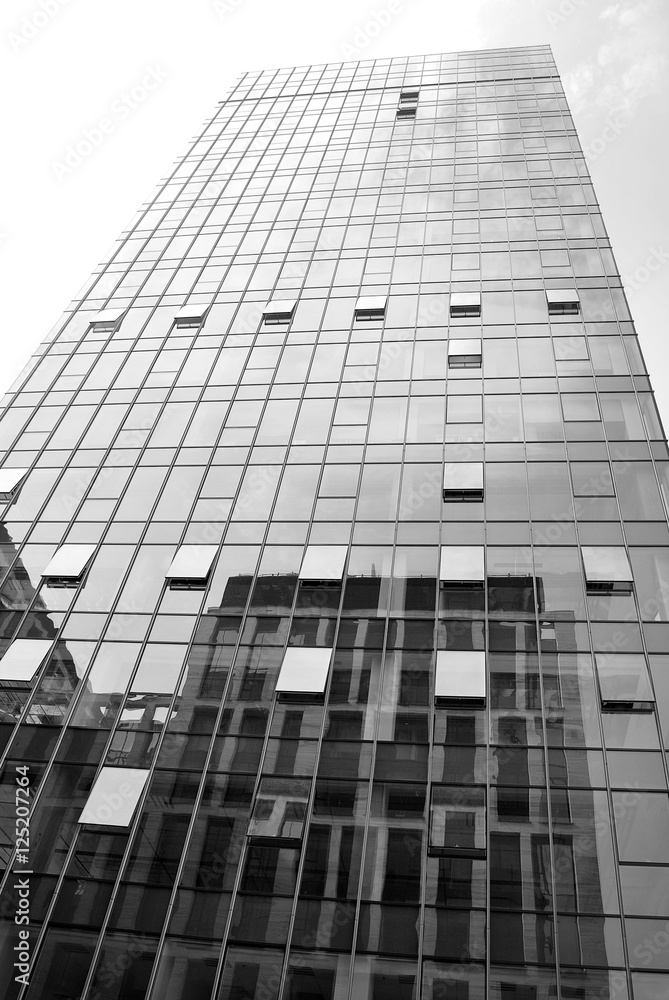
[1,0,667,417]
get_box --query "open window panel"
[0,467,29,503]
[90,306,126,332]
[429,785,486,858]
[440,546,484,590]
[448,338,482,369]
[262,299,297,325]
[247,777,309,846]
[546,288,580,316]
[77,767,150,827]
[354,295,387,321]
[42,543,96,588]
[298,545,347,589]
[174,303,209,328]
[595,653,655,713]
[399,89,419,103]
[442,463,483,502]
[449,292,481,318]
[165,545,218,590]
[396,107,417,119]
[435,650,486,708]
[275,647,332,702]
[582,546,633,594]
[0,639,53,687]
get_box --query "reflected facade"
[0,45,668,1000]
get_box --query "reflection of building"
[0,43,668,1000]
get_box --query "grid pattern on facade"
[0,44,668,1000]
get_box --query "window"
[275,647,332,700]
[596,654,655,712]
[435,650,486,705]
[261,299,296,324]
[442,463,483,502]
[449,292,481,318]
[0,467,29,502]
[0,639,52,684]
[247,777,309,844]
[174,303,209,328]
[77,767,150,827]
[397,90,419,118]
[582,546,633,593]
[546,288,580,315]
[440,546,484,587]
[299,545,347,585]
[448,339,482,368]
[90,306,126,332]
[42,544,97,587]
[429,785,486,858]
[165,545,218,590]
[354,296,387,321]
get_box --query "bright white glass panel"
[276,647,332,695]
[355,295,387,313]
[262,299,296,318]
[77,767,150,827]
[440,546,484,582]
[0,639,52,683]
[175,303,209,323]
[92,307,126,325]
[582,546,633,583]
[42,544,97,580]
[166,545,218,581]
[546,288,580,305]
[299,545,348,581]
[448,339,482,357]
[436,650,486,700]
[0,468,29,500]
[443,463,483,491]
[450,292,481,308]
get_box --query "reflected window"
[78,767,149,827]
[596,654,655,712]
[247,777,310,844]
[436,651,486,706]
[429,786,486,858]
[582,546,633,593]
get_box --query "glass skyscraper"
[1,42,669,1000]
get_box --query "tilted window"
[276,647,332,700]
[596,654,655,712]
[42,544,96,587]
[546,288,580,315]
[0,639,53,685]
[0,468,29,502]
[78,767,150,827]
[440,546,485,588]
[354,296,387,321]
[435,650,486,705]
[90,307,126,332]
[442,463,484,502]
[262,299,297,324]
[448,338,482,368]
[582,546,633,593]
[165,545,218,589]
[174,303,209,328]
[299,545,347,586]
[450,292,481,318]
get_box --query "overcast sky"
[1,0,667,419]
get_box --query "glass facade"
[0,43,667,1000]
